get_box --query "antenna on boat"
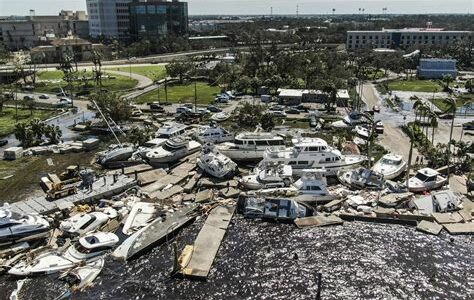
[91,100,122,146]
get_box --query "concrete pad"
[322,199,345,212]
[137,169,167,186]
[443,223,474,235]
[121,164,153,175]
[458,210,472,222]
[416,220,443,235]
[432,212,464,224]
[373,207,396,217]
[294,215,343,228]
[183,174,200,193]
[219,187,240,198]
[195,189,213,203]
[151,185,184,201]
[141,181,166,194]
[379,192,413,207]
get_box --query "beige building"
[0,11,89,50]
[347,28,472,50]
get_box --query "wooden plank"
[151,185,184,201]
[137,169,167,186]
[180,205,235,279]
[14,201,37,214]
[294,215,343,228]
[32,197,56,212]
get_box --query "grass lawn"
[106,65,167,80]
[0,108,55,137]
[35,71,138,94]
[0,152,98,202]
[388,79,443,92]
[135,82,220,105]
[430,95,474,111]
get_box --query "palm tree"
[360,112,375,167]
[465,79,473,93]
[429,112,438,145]
[322,81,337,113]
[406,100,425,187]
[444,98,457,179]
[442,74,453,91]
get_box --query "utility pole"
[194,80,197,112]
[164,78,168,103]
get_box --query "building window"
[147,5,156,14]
[135,5,146,14]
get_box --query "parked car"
[57,98,72,106]
[23,95,34,101]
[286,108,301,114]
[196,107,209,115]
[176,106,192,114]
[149,103,165,112]
[0,140,8,147]
[39,94,50,99]
[207,105,222,113]
[215,95,229,103]
[183,103,194,109]
[269,110,287,117]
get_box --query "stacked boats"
[197,144,238,179]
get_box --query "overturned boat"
[210,112,231,122]
[372,154,407,180]
[237,196,314,221]
[197,144,238,179]
[9,232,119,276]
[122,202,159,236]
[98,144,135,166]
[338,167,386,190]
[239,163,293,190]
[406,168,448,193]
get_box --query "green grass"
[0,108,55,137]
[35,71,138,94]
[388,79,443,92]
[106,65,167,80]
[135,82,220,105]
[430,96,473,112]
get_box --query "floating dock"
[8,174,136,216]
[179,205,235,280]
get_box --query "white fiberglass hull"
[147,142,201,165]
[372,162,407,180]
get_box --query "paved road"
[104,70,153,89]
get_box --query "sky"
[0,0,473,16]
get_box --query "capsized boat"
[146,137,201,166]
[59,212,110,236]
[372,153,407,180]
[237,195,314,221]
[210,112,231,122]
[406,168,448,193]
[9,232,119,276]
[239,163,293,190]
[112,204,199,261]
[122,202,159,235]
[60,258,104,291]
[0,206,50,246]
[98,144,135,166]
[197,144,238,179]
[338,167,386,190]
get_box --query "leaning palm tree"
[429,112,438,145]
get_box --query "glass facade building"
[129,0,188,40]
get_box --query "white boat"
[146,136,201,166]
[122,202,158,235]
[59,212,110,236]
[9,232,119,276]
[131,138,169,160]
[197,144,238,179]
[372,154,407,180]
[156,122,188,139]
[406,168,448,193]
[196,122,233,144]
[210,112,230,122]
[98,144,135,166]
[331,112,368,128]
[239,163,293,190]
[237,196,314,220]
[260,137,367,176]
[217,131,285,161]
[338,167,386,190]
[60,258,104,291]
[0,206,50,246]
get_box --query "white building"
[86,0,132,39]
[347,28,472,50]
[277,89,350,106]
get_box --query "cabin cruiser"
[239,163,293,190]
[146,137,201,166]
[331,111,368,128]
[197,144,238,179]
[338,167,386,190]
[237,195,313,221]
[122,202,159,235]
[155,122,187,139]
[98,144,135,166]
[210,112,231,122]
[406,168,448,193]
[9,232,119,276]
[131,138,169,160]
[59,212,110,236]
[196,122,233,144]
[0,206,50,246]
[372,154,407,180]
[260,137,367,176]
[217,131,285,161]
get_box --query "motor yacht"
[372,154,407,180]
[196,122,233,144]
[217,131,285,161]
[338,167,386,190]
[98,144,135,166]
[260,137,366,176]
[146,137,201,166]
[8,232,119,276]
[0,206,50,246]
[239,163,293,190]
[406,168,448,193]
[237,195,314,221]
[197,144,238,179]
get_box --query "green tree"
[465,79,473,93]
[260,113,275,131]
[166,59,195,83]
[90,92,131,123]
[442,74,453,91]
[322,80,338,113]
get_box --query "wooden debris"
[431,212,464,224]
[137,169,167,186]
[219,187,240,198]
[295,215,343,228]
[195,189,213,203]
[322,199,345,212]
[416,220,443,235]
[443,223,474,235]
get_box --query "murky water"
[1,218,472,300]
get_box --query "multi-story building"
[86,0,132,39]
[346,28,472,50]
[0,11,89,50]
[417,58,457,79]
[128,0,188,40]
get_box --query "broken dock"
[179,205,235,280]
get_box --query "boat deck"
[9,175,137,216]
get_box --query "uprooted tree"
[14,119,62,148]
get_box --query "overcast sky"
[1,0,473,16]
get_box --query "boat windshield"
[74,243,91,254]
[157,134,170,138]
[415,172,435,182]
[163,143,183,151]
[381,158,400,166]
